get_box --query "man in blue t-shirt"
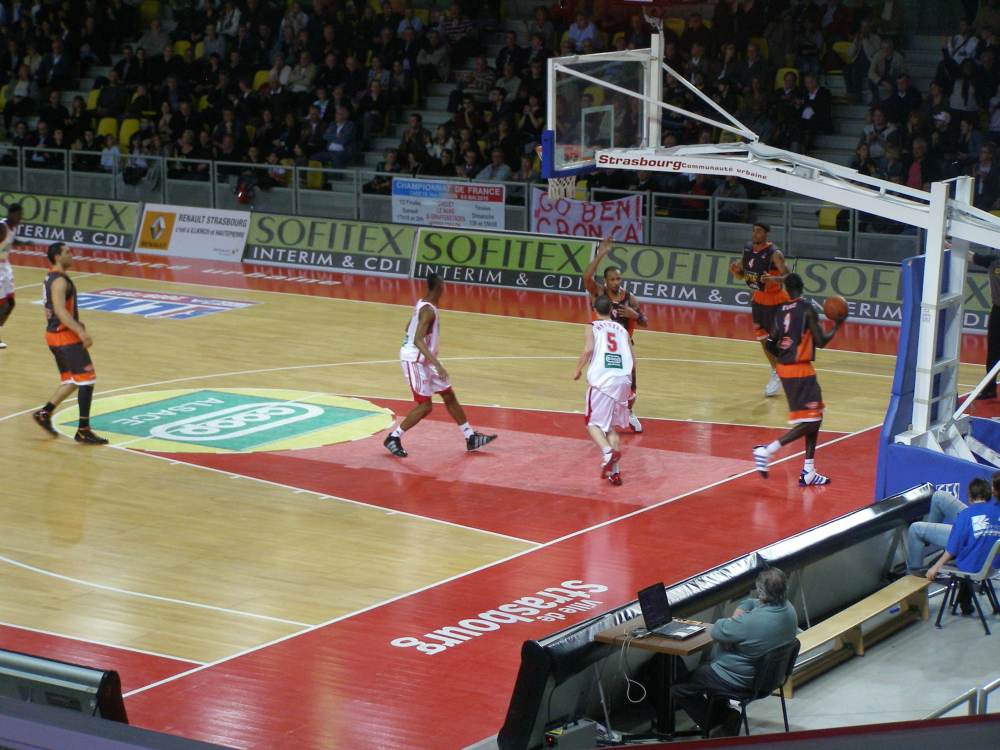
[927,471,1000,582]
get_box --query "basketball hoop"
[547,175,577,199]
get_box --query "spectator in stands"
[976,0,1000,40]
[919,79,950,121]
[684,43,711,84]
[362,148,400,194]
[514,153,539,184]
[78,16,108,72]
[842,20,881,105]
[948,58,988,115]
[113,46,141,90]
[67,96,89,141]
[523,7,554,48]
[288,50,317,100]
[925,472,1000,596]
[99,132,120,173]
[457,146,484,179]
[367,55,392,91]
[680,13,713,57]
[477,147,512,181]
[567,12,602,53]
[868,39,906,103]
[452,95,486,137]
[906,137,941,191]
[72,127,102,172]
[793,17,824,78]
[424,146,455,176]
[140,20,172,61]
[496,31,526,76]
[715,176,749,222]
[884,74,923,126]
[219,1,242,39]
[398,27,421,72]
[269,51,291,91]
[850,140,879,177]
[447,56,496,112]
[311,107,358,169]
[791,73,833,154]
[397,113,431,164]
[942,19,979,81]
[341,56,368,100]
[96,70,129,121]
[734,42,771,96]
[947,115,985,177]
[524,33,552,78]
[815,0,853,44]
[672,568,798,738]
[441,3,477,62]
[677,174,712,219]
[356,79,392,144]
[3,63,36,131]
[212,107,248,152]
[872,0,905,47]
[523,60,547,102]
[38,89,69,132]
[495,63,521,107]
[969,142,1000,211]
[862,107,899,160]
[371,27,400,69]
[299,106,327,153]
[415,29,449,93]
[202,23,227,61]
[397,7,423,38]
[36,40,73,91]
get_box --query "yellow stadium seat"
[198,95,210,112]
[775,67,799,89]
[194,41,205,59]
[119,118,140,150]
[750,36,769,60]
[245,124,256,142]
[306,160,324,190]
[173,40,190,57]
[818,206,840,230]
[87,88,100,110]
[97,117,119,139]
[583,85,605,106]
[252,69,270,90]
[413,8,429,23]
[701,19,711,28]
[664,18,685,38]
[139,0,160,27]
[0,85,8,112]
[833,41,852,64]
[612,31,625,48]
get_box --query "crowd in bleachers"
[0,0,995,217]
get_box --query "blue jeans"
[906,490,967,571]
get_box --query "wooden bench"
[782,575,931,697]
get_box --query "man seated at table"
[671,568,798,738]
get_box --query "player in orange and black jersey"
[729,222,791,398]
[584,237,649,432]
[752,273,845,486]
[31,242,108,444]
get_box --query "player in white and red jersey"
[0,203,24,349]
[573,295,635,485]
[384,272,497,457]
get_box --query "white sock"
[390,427,403,438]
[612,462,619,473]
[767,440,781,455]
[602,446,612,455]
[804,459,815,475]
[459,422,474,439]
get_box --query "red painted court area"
[0,247,950,749]
[118,420,878,750]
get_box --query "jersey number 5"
[606,331,618,352]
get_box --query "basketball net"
[547,175,577,199]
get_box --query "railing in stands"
[924,675,1000,719]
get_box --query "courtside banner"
[597,243,993,329]
[136,204,250,261]
[392,178,505,230]
[530,189,643,242]
[413,228,596,291]
[242,214,416,277]
[0,192,137,250]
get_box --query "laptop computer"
[637,583,706,640]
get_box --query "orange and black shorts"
[49,342,96,386]
[781,374,825,424]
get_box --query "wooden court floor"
[0,246,992,749]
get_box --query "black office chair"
[702,638,801,738]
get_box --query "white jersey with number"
[0,219,16,298]
[400,299,440,363]
[587,319,633,389]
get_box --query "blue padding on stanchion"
[971,416,1000,451]
[880,443,994,503]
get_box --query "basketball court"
[0,243,994,749]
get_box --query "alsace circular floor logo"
[53,388,392,453]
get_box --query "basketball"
[823,295,849,321]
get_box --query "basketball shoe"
[628,411,643,432]
[764,369,781,397]
[799,470,831,486]
[467,433,497,451]
[32,410,57,437]
[601,450,621,478]
[609,471,622,486]
[384,434,407,457]
[74,428,108,445]
[752,445,770,478]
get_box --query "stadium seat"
[0,85,8,112]
[774,67,799,89]
[750,36,769,60]
[87,89,100,111]
[194,41,204,59]
[173,40,190,57]
[139,0,160,26]
[664,17,686,38]
[305,160,324,190]
[198,95,210,112]
[245,124,256,142]
[701,19,712,28]
[612,31,625,48]
[97,117,119,140]
[818,206,840,230]
[583,85,605,106]
[413,8,429,23]
[252,69,270,91]
[832,41,852,64]
[119,118,140,150]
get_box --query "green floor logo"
[54,389,393,452]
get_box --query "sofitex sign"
[243,214,417,277]
[413,228,596,291]
[0,192,137,249]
